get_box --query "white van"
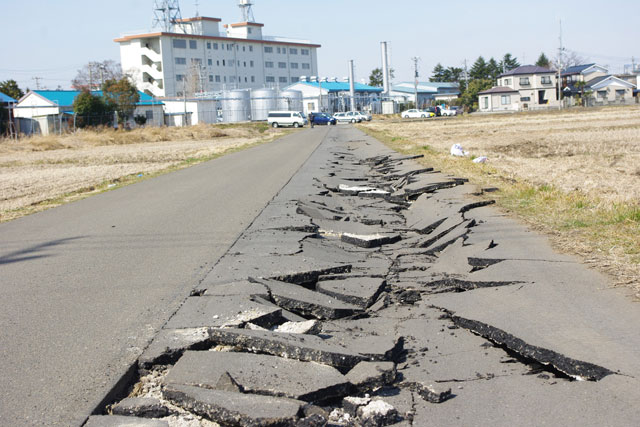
[267,111,308,128]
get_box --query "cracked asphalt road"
[0,130,327,426]
[4,125,640,426]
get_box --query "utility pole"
[411,57,420,109]
[32,76,42,90]
[348,60,356,112]
[557,19,565,110]
[463,59,469,90]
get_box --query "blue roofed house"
[283,78,383,115]
[13,90,164,135]
[1,91,18,136]
[389,82,460,108]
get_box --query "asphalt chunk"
[164,384,303,427]
[208,328,367,370]
[165,351,351,402]
[316,277,386,308]
[84,416,169,427]
[111,397,169,419]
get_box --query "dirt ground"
[365,106,640,204]
[0,124,287,221]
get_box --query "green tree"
[0,80,24,100]
[368,67,395,87]
[102,78,140,125]
[460,78,493,110]
[535,53,551,69]
[499,53,520,73]
[430,63,447,82]
[72,90,111,128]
[469,57,488,80]
[486,58,501,80]
[446,66,464,83]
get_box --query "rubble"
[84,415,169,427]
[357,400,399,427]
[111,397,169,418]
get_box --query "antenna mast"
[238,0,255,22]
[152,0,184,31]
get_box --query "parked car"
[346,111,364,123]
[440,107,457,116]
[355,111,372,121]
[401,109,434,119]
[334,112,361,123]
[450,106,464,115]
[425,106,441,117]
[309,112,336,126]
[268,111,307,128]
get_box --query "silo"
[221,89,251,122]
[250,88,278,121]
[278,90,303,112]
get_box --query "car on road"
[309,112,337,126]
[268,111,308,128]
[355,111,372,121]
[401,109,435,119]
[333,112,361,123]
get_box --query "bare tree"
[72,60,123,90]
[551,50,590,70]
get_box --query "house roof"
[27,90,162,107]
[392,81,460,95]
[562,63,599,76]
[588,75,636,90]
[294,81,383,93]
[499,65,554,77]
[478,86,519,95]
[0,92,17,103]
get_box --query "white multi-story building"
[115,16,320,98]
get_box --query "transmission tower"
[152,0,184,31]
[238,0,255,22]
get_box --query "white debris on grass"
[473,156,488,164]
[450,144,468,157]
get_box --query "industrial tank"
[277,90,303,112]
[250,88,278,121]
[221,89,251,122]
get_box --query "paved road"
[0,128,329,426]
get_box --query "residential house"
[389,82,460,108]
[562,64,637,105]
[13,90,164,135]
[283,79,383,114]
[478,65,559,112]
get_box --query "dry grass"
[360,106,640,297]
[0,123,289,222]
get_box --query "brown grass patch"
[359,106,640,297]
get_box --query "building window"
[176,74,185,82]
[208,59,213,66]
[191,58,202,65]
[597,90,606,99]
[145,110,153,121]
[213,43,219,50]
[209,75,213,82]
[251,76,255,82]
[616,89,626,98]
[227,44,232,51]
[266,76,275,83]
[301,49,310,55]
[217,60,220,66]
[244,61,247,67]
[291,77,299,83]
[224,76,227,82]
[245,77,248,82]
[249,46,253,52]
[279,76,288,83]
[503,78,511,85]
[264,46,273,53]
[175,57,187,65]
[501,95,511,105]
[250,60,254,67]
[520,96,531,102]
[189,40,197,49]
[207,42,211,49]
[290,48,298,55]
[483,97,489,109]
[173,39,187,49]
[248,28,252,34]
[277,47,281,54]
[278,62,287,69]
[176,91,184,97]
[290,63,299,69]
[222,60,226,66]
[242,46,246,52]
[541,76,552,84]
[265,61,274,68]
[302,63,310,70]
[519,77,530,86]
[215,75,221,82]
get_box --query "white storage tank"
[221,89,251,122]
[250,88,278,121]
[278,90,303,112]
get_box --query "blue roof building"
[284,79,383,114]
[0,92,17,104]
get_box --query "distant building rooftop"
[478,86,519,95]
[499,65,555,77]
[24,90,162,107]
[0,92,17,103]
[295,81,383,93]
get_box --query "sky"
[1,0,639,91]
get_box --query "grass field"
[0,123,289,222]
[360,106,640,297]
